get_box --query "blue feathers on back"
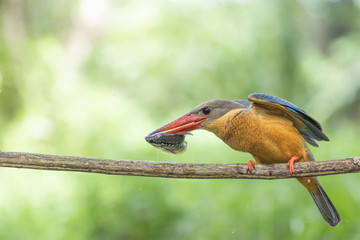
[249,93,322,131]
[234,93,329,147]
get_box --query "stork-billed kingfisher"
[152,93,340,226]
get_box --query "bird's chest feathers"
[205,109,306,163]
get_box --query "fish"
[145,132,187,154]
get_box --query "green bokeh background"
[1,0,360,239]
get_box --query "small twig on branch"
[0,151,359,179]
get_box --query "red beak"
[151,114,208,134]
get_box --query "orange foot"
[247,160,256,172]
[287,156,300,174]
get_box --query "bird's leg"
[246,160,256,171]
[287,155,300,174]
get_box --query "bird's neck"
[203,109,254,151]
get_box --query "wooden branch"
[0,151,359,179]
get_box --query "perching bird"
[151,93,340,226]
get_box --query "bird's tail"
[309,183,341,226]
[298,177,340,227]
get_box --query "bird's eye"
[202,107,211,115]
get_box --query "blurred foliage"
[0,0,360,239]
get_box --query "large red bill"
[151,113,207,134]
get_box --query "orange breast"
[205,108,312,164]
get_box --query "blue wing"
[248,93,329,147]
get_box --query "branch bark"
[0,151,359,179]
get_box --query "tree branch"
[0,151,359,179]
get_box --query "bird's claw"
[287,156,300,174]
[246,160,256,173]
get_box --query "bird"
[151,93,340,226]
